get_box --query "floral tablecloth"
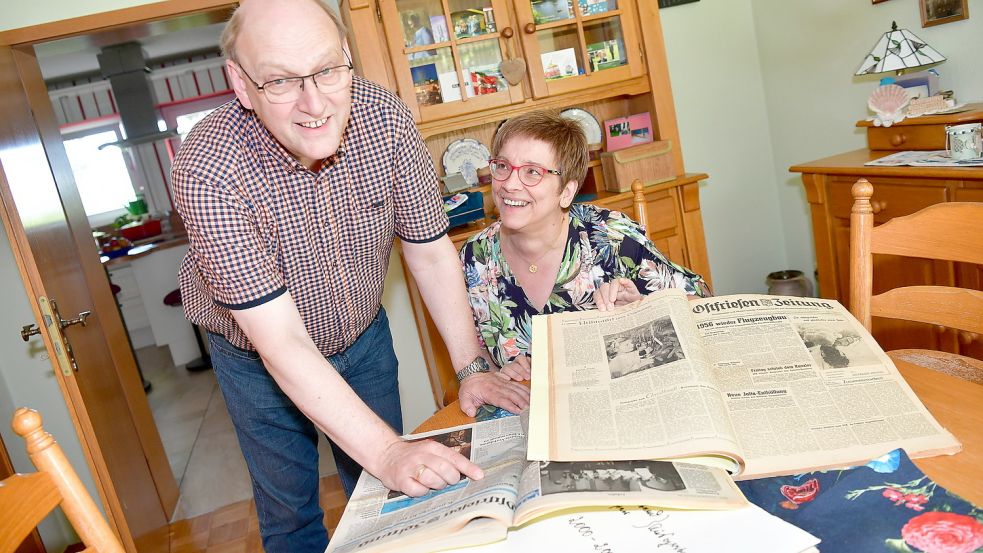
[737,449,983,553]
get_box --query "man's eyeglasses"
[488,158,562,187]
[235,52,353,104]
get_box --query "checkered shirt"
[172,76,447,356]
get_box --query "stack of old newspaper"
[326,289,959,552]
[326,414,819,553]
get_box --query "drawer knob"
[871,200,888,214]
[501,26,514,39]
[524,22,536,34]
[890,133,907,146]
[959,331,978,345]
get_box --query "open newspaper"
[528,289,961,478]
[326,416,747,553]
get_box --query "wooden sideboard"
[791,148,983,362]
[401,173,711,408]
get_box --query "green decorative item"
[125,197,148,216]
[113,214,135,229]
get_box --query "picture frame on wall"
[920,0,969,27]
[657,0,698,8]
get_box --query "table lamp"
[855,21,946,127]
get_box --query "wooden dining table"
[415,358,983,506]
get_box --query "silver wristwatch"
[456,357,491,382]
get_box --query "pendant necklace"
[506,218,567,274]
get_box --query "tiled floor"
[138,345,338,521]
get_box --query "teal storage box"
[445,192,485,229]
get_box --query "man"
[170,1,529,550]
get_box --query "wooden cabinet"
[341,0,685,171]
[791,148,983,361]
[341,0,711,407]
[857,104,983,151]
[366,0,645,123]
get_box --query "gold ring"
[415,465,426,480]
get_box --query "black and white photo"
[603,316,685,379]
[540,460,686,495]
[796,322,879,370]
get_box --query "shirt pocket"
[347,190,394,260]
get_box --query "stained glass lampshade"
[855,21,945,77]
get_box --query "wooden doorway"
[0,2,236,551]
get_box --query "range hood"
[96,42,177,149]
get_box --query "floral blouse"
[459,203,710,368]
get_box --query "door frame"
[0,1,236,549]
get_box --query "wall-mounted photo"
[657,0,699,8]
[920,0,969,27]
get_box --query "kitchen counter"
[103,233,200,367]
[102,231,188,268]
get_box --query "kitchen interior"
[34,7,338,521]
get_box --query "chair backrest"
[0,408,125,553]
[632,180,648,231]
[849,178,983,336]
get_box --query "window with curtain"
[62,124,139,227]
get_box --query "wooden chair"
[632,180,648,229]
[849,178,983,384]
[0,408,124,553]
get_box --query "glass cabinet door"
[380,0,524,122]
[517,0,642,98]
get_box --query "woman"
[460,110,709,381]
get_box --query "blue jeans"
[208,307,402,553]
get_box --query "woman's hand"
[458,372,530,417]
[593,278,642,311]
[500,354,531,381]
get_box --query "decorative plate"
[442,138,490,187]
[560,108,603,146]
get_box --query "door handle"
[21,324,41,341]
[31,297,93,376]
[57,306,92,330]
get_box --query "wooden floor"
[170,475,347,552]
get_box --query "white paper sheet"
[441,504,819,553]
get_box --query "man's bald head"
[220,0,348,62]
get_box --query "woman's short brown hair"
[491,110,589,193]
[220,0,349,62]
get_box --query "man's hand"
[374,439,484,497]
[458,372,529,417]
[499,354,531,381]
[593,277,642,311]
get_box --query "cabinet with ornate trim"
[340,0,712,407]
